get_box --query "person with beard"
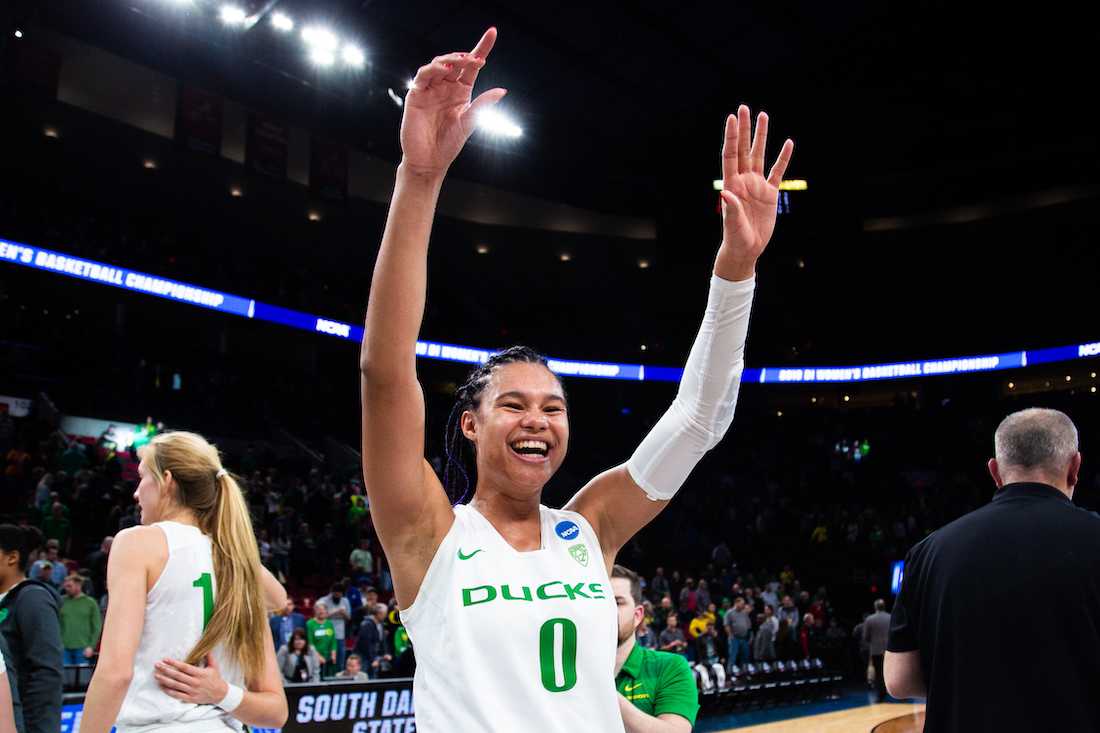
[613,565,698,732]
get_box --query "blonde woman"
[82,432,288,733]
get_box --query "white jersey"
[116,521,245,733]
[401,504,624,733]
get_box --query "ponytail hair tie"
[215,469,228,479]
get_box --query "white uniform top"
[116,521,245,733]
[401,504,624,733]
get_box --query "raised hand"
[715,105,794,280]
[400,28,507,177]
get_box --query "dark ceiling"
[23,0,1098,219]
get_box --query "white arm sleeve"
[627,274,755,500]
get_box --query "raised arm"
[359,28,507,609]
[567,106,794,568]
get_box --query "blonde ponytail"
[186,470,266,682]
[142,432,267,683]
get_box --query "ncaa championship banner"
[60,678,416,733]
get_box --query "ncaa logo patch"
[555,520,581,541]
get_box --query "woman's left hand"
[154,654,229,705]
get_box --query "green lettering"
[563,583,591,600]
[589,583,606,599]
[462,585,497,607]
[536,581,567,600]
[502,584,533,602]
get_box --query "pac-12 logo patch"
[568,543,589,567]
[555,520,581,541]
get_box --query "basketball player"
[81,432,288,733]
[359,27,792,732]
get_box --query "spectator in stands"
[799,613,817,659]
[711,541,732,569]
[0,524,62,733]
[29,540,66,589]
[724,597,751,670]
[652,595,674,632]
[777,594,800,634]
[658,613,688,658]
[84,536,112,600]
[693,620,726,693]
[41,503,71,555]
[335,654,368,682]
[760,582,779,611]
[276,628,322,684]
[678,578,697,616]
[636,610,657,650]
[59,574,101,667]
[695,579,712,613]
[269,597,306,651]
[317,583,351,671]
[864,599,892,698]
[649,567,670,602]
[612,564,698,732]
[348,538,373,584]
[776,618,800,660]
[306,601,337,678]
[354,603,391,679]
[752,610,776,661]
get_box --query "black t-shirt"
[888,482,1100,732]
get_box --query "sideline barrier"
[60,678,416,733]
[4,237,1098,384]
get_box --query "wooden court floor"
[713,702,926,732]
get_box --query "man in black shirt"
[886,408,1100,731]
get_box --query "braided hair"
[443,345,566,505]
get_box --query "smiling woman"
[357,25,792,733]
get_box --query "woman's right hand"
[399,27,507,178]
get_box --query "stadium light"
[342,44,365,68]
[406,78,415,90]
[143,159,158,169]
[302,26,338,50]
[230,186,243,198]
[637,259,650,269]
[309,47,335,67]
[559,252,572,262]
[43,127,59,139]
[308,210,322,222]
[475,244,490,254]
[386,88,404,107]
[219,5,247,26]
[14,30,23,39]
[476,108,523,139]
[271,12,294,31]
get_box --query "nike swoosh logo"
[624,682,643,692]
[457,548,483,560]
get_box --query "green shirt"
[60,594,102,650]
[307,618,337,658]
[615,642,699,726]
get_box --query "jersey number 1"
[539,618,577,692]
[192,572,214,630]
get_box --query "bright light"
[406,78,415,90]
[843,395,850,402]
[638,259,650,269]
[14,30,23,39]
[302,26,338,50]
[308,211,322,222]
[777,410,783,417]
[476,108,523,139]
[1066,375,1072,382]
[811,397,818,403]
[309,48,336,67]
[559,252,572,262]
[640,344,647,351]
[271,12,294,31]
[386,88,404,107]
[1008,382,1015,389]
[143,159,157,169]
[230,186,243,198]
[1092,386,1097,394]
[342,44,365,68]
[475,244,490,254]
[779,179,808,191]
[43,127,59,139]
[219,5,247,25]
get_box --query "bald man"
[885,408,1100,732]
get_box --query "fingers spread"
[750,112,769,174]
[722,114,738,189]
[767,139,795,187]
[737,105,752,174]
